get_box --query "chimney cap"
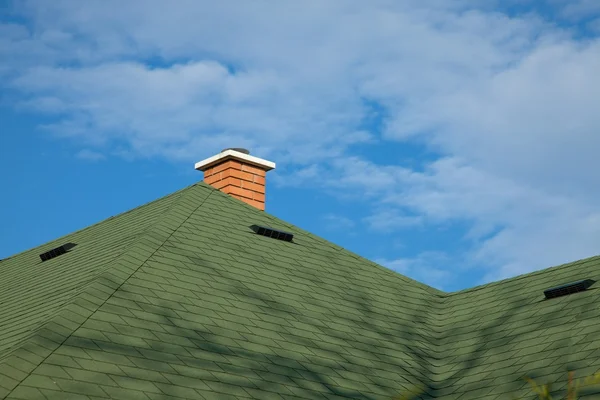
[221,147,250,155]
[195,148,275,172]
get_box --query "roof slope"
[0,187,186,361]
[1,182,599,400]
[433,256,600,400]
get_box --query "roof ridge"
[3,180,597,398]
[445,254,600,297]
[215,185,446,298]
[0,184,213,399]
[0,186,191,262]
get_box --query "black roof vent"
[40,243,77,262]
[250,225,293,242]
[544,279,595,299]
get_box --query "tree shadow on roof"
[15,251,600,400]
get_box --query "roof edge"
[0,185,193,262]
[445,254,600,297]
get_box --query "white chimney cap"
[195,148,276,172]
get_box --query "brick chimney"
[194,148,276,211]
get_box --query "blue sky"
[1,0,600,292]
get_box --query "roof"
[0,182,599,400]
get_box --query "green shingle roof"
[1,182,599,400]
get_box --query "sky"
[1,0,599,292]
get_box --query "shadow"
[17,245,600,400]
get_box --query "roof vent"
[544,279,595,299]
[250,225,294,242]
[40,243,77,262]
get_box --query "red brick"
[230,194,244,201]
[252,192,265,202]
[201,159,269,211]
[241,181,265,193]
[244,198,265,210]
[204,173,221,185]
[212,160,242,174]
[222,169,255,183]
[203,167,215,177]
[253,175,266,185]
[223,186,255,200]
[212,177,242,190]
[241,164,267,176]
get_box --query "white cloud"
[554,0,600,20]
[587,18,600,34]
[4,0,554,163]
[363,209,423,232]
[76,149,105,161]
[3,0,600,288]
[375,252,455,291]
[9,59,371,163]
[285,154,600,283]
[322,214,356,231]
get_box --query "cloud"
[322,214,356,231]
[284,153,600,284]
[375,252,455,291]
[363,209,422,232]
[3,0,556,164]
[3,0,600,287]
[9,59,372,163]
[588,18,600,33]
[554,0,600,20]
[75,149,105,161]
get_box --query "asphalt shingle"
[1,182,600,399]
